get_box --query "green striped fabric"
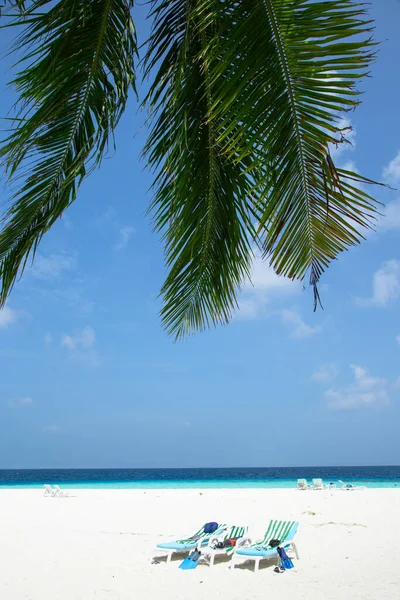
[254,520,296,549]
[212,524,248,554]
[178,523,227,545]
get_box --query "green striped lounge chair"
[230,520,299,572]
[150,523,227,564]
[199,525,248,567]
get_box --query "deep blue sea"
[0,466,399,489]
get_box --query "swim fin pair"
[179,549,201,570]
[277,547,294,570]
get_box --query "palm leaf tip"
[0,0,137,305]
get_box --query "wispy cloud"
[383,150,400,187]
[62,214,73,230]
[329,116,356,159]
[356,260,400,307]
[236,251,299,319]
[61,326,95,351]
[115,226,135,250]
[312,363,338,383]
[95,205,118,228]
[0,306,18,329]
[61,326,99,367]
[325,365,389,411]
[95,206,135,251]
[44,332,53,347]
[32,252,77,279]
[377,200,400,233]
[281,308,321,340]
[8,397,34,408]
[42,424,60,434]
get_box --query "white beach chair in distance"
[338,480,366,491]
[43,484,57,497]
[53,485,72,498]
[297,479,310,490]
[312,478,326,490]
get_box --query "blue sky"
[1,1,400,469]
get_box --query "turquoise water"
[1,467,400,489]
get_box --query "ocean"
[0,466,399,488]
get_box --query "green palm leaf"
[144,0,257,339]
[0,0,136,301]
[205,0,381,308]
[0,0,382,338]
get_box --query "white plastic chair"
[43,484,57,497]
[297,479,310,490]
[338,480,366,491]
[53,485,71,498]
[312,478,326,490]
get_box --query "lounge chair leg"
[166,551,173,565]
[254,559,259,572]
[209,554,214,568]
[291,542,299,559]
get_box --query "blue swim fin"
[179,550,201,570]
[278,547,294,570]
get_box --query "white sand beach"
[0,488,399,599]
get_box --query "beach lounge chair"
[53,485,71,498]
[43,484,57,497]
[338,480,366,491]
[312,478,326,490]
[150,522,227,564]
[297,479,310,490]
[230,520,299,572]
[198,525,248,567]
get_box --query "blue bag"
[204,522,218,534]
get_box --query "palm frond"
[206,0,381,308]
[0,0,136,303]
[144,0,257,339]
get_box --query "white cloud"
[42,424,60,434]
[329,116,356,159]
[312,363,338,383]
[325,365,389,411]
[61,326,98,367]
[0,306,17,329]
[62,215,73,230]
[44,332,53,347]
[394,377,400,389]
[61,326,95,351]
[377,200,400,232]
[281,308,321,340]
[95,205,118,228]
[356,260,400,307]
[32,252,76,279]
[8,397,34,408]
[383,151,400,187]
[236,252,299,319]
[115,226,135,250]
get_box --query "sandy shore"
[0,488,399,599]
